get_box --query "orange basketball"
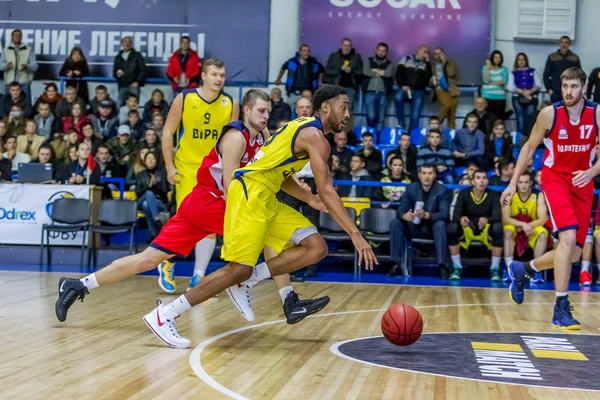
[381,303,423,346]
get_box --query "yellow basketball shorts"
[221,176,317,266]
[174,160,201,209]
[504,224,547,249]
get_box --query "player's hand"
[500,183,516,207]
[572,169,594,188]
[167,166,183,184]
[308,195,327,213]
[460,216,469,227]
[351,233,378,270]
[522,223,534,237]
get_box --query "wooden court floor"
[2,271,600,400]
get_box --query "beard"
[563,92,582,107]
[247,119,265,132]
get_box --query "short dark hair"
[498,157,515,172]
[400,132,410,138]
[299,44,310,51]
[242,89,271,108]
[560,35,571,42]
[466,113,479,122]
[181,36,191,42]
[128,109,139,116]
[390,156,403,165]
[96,85,107,92]
[352,154,366,165]
[362,132,373,139]
[38,144,55,160]
[313,84,347,111]
[376,42,388,50]
[95,144,109,155]
[428,128,441,137]
[202,58,225,72]
[9,81,20,89]
[37,101,49,110]
[419,163,437,173]
[473,168,487,177]
[561,67,587,86]
[428,116,440,123]
[65,128,78,136]
[341,37,352,44]
[126,93,138,101]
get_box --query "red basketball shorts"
[150,185,225,257]
[541,167,594,248]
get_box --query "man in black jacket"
[113,36,146,107]
[394,45,431,131]
[387,132,418,180]
[463,97,497,136]
[267,88,291,131]
[389,164,449,278]
[544,36,581,103]
[324,38,363,110]
[356,131,382,178]
[0,82,33,119]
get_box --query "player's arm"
[161,93,183,184]
[229,99,240,123]
[218,129,247,200]
[280,176,325,212]
[531,191,549,228]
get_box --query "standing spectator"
[80,122,103,155]
[324,38,363,110]
[0,139,13,181]
[453,113,485,167]
[484,120,513,169]
[55,86,86,119]
[464,98,497,136]
[489,157,515,188]
[56,141,100,185]
[149,113,164,138]
[416,129,455,184]
[113,36,146,106]
[3,135,30,171]
[142,89,169,124]
[0,29,38,101]
[35,102,60,140]
[431,47,459,129]
[543,36,581,103]
[59,47,90,103]
[388,164,449,278]
[274,44,323,107]
[330,131,354,172]
[587,66,600,103]
[373,156,412,208]
[336,154,374,198]
[356,132,382,178]
[394,45,431,131]
[16,119,44,159]
[481,50,509,120]
[362,43,394,131]
[90,100,119,139]
[106,125,137,177]
[135,152,169,239]
[508,53,542,134]
[166,36,202,96]
[34,83,63,116]
[387,132,418,180]
[119,93,139,125]
[62,103,90,141]
[0,82,33,119]
[267,88,292,132]
[89,85,117,117]
[5,105,26,136]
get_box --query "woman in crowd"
[507,52,542,135]
[34,83,63,115]
[59,47,90,102]
[484,119,513,170]
[142,90,169,124]
[62,102,90,140]
[5,105,25,136]
[135,152,169,239]
[16,119,45,159]
[81,121,103,155]
[373,156,412,209]
[0,138,12,182]
[481,50,509,120]
[126,147,148,190]
[65,144,79,164]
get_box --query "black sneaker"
[55,277,89,322]
[283,291,330,325]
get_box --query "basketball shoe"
[143,300,191,349]
[552,297,580,330]
[508,261,531,305]
[187,274,203,292]
[226,282,255,322]
[283,291,330,325]
[157,260,176,293]
[580,271,592,286]
[55,277,89,322]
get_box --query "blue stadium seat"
[486,170,496,178]
[511,131,522,146]
[512,147,520,160]
[410,128,427,148]
[455,166,466,177]
[346,145,357,153]
[381,147,395,169]
[352,125,377,144]
[379,127,403,146]
[532,149,545,171]
[442,129,456,147]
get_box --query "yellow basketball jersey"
[174,89,234,164]
[234,116,323,193]
[511,191,538,219]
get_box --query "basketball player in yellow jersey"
[143,85,378,347]
[160,58,239,293]
[502,172,548,272]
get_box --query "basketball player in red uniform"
[501,67,600,330]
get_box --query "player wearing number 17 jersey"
[501,67,600,330]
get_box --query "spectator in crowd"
[119,93,139,125]
[30,144,58,181]
[416,129,455,184]
[50,128,77,161]
[55,85,86,119]
[395,44,431,131]
[0,82,33,119]
[454,113,485,167]
[362,42,394,131]
[127,147,149,189]
[81,122,103,155]
[62,102,90,141]
[336,154,374,198]
[57,141,100,185]
[16,119,44,159]
[106,125,137,177]
[34,83,62,115]
[149,113,164,138]
[356,132,382,178]
[389,164,449,278]
[142,89,169,125]
[533,169,542,191]
[135,152,169,239]
[267,87,292,132]
[166,36,201,96]
[59,47,90,102]
[5,105,26,136]
[464,97,497,136]
[0,139,12,181]
[587,66,600,103]
[65,144,78,164]
[457,161,479,186]
[294,97,315,121]
[3,135,31,171]
[373,156,412,208]
[123,109,145,140]
[544,36,581,103]
[95,144,117,179]
[35,102,60,140]
[485,120,513,170]
[138,128,162,161]
[0,29,38,101]
[113,36,146,106]
[330,131,354,173]
[447,169,503,281]
[387,132,418,180]
[0,121,6,143]
[508,52,542,135]
[431,47,459,129]
[481,50,509,120]
[489,157,515,187]
[274,44,324,107]
[90,100,119,139]
[89,85,117,117]
[324,38,363,110]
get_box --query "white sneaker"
[143,300,191,349]
[226,283,255,322]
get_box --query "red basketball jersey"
[543,100,598,174]
[195,120,265,194]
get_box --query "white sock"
[530,260,539,272]
[80,273,99,290]
[555,292,568,297]
[491,256,501,269]
[582,261,591,273]
[162,295,191,319]
[194,237,216,276]
[251,262,272,282]
[504,257,513,267]
[451,255,462,269]
[278,286,294,304]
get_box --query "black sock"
[556,294,568,306]
[523,262,536,275]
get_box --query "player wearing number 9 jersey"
[501,67,600,330]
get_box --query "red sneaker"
[580,271,592,286]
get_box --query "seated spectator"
[336,154,374,198]
[142,89,169,124]
[329,154,341,180]
[148,113,164,138]
[5,105,25,136]
[81,122,103,155]
[485,119,513,169]
[373,156,412,207]
[62,102,90,141]
[111,110,145,140]
[119,93,139,125]
[30,144,58,181]
[447,169,503,281]
[89,85,117,117]
[56,141,100,185]
[65,144,79,165]
[55,85,85,119]
[3,135,30,171]
[489,157,515,187]
[0,139,12,181]
[457,161,479,186]
[416,129,455,184]
[267,87,292,132]
[106,125,137,178]
[464,97,497,136]
[35,101,60,140]
[389,164,449,278]
[533,169,542,191]
[0,82,33,119]
[0,120,6,143]
[356,132,382,178]
[16,119,44,159]
[138,128,162,161]
[34,83,62,115]
[135,152,169,239]
[453,113,485,167]
[387,132,418,180]
[330,131,353,173]
[95,144,117,178]
[90,100,119,139]
[51,128,79,161]
[166,36,201,96]
[59,47,90,103]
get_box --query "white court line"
[189,301,600,399]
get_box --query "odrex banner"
[0,0,270,81]
[302,0,492,85]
